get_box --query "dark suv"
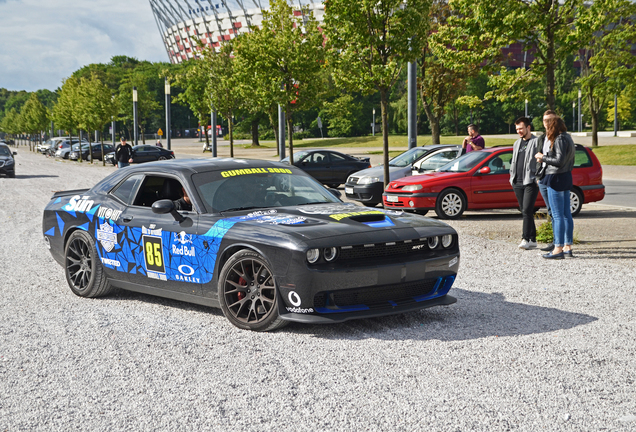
[0,144,17,178]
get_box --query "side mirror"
[479,166,491,174]
[13,152,17,155]
[152,199,184,222]
[328,188,342,199]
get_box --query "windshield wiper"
[221,206,262,212]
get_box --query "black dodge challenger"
[42,159,460,331]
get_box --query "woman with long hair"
[535,116,576,259]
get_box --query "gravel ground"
[1,151,635,431]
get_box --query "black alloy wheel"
[218,250,287,331]
[64,230,113,298]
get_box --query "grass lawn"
[590,145,636,166]
[247,135,516,150]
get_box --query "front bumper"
[344,181,384,205]
[0,162,15,176]
[383,191,438,211]
[277,250,460,324]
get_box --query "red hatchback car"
[383,144,604,219]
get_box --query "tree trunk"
[88,131,93,164]
[141,125,146,144]
[204,118,210,151]
[287,106,294,165]
[453,105,459,136]
[267,108,279,156]
[251,119,260,146]
[420,94,441,144]
[589,93,599,148]
[78,129,83,162]
[381,89,390,189]
[101,134,105,167]
[228,111,234,158]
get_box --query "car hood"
[0,155,13,161]
[349,165,411,182]
[212,203,455,243]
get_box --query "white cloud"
[0,0,167,92]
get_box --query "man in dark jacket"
[115,138,133,169]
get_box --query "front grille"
[0,161,4,167]
[314,278,439,309]
[339,238,431,261]
[349,177,360,185]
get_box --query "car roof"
[123,158,297,175]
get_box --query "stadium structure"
[149,0,325,64]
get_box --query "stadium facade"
[149,0,325,64]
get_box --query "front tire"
[158,156,167,160]
[435,188,465,219]
[64,230,113,298]
[570,189,583,217]
[218,250,287,331]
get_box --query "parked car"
[345,145,462,207]
[104,145,175,165]
[42,158,459,331]
[39,137,66,154]
[281,149,371,188]
[0,143,17,178]
[54,139,89,159]
[69,143,115,161]
[383,144,604,218]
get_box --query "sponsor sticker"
[142,226,166,278]
[220,167,292,177]
[174,231,193,245]
[100,257,120,267]
[97,207,122,222]
[288,291,302,307]
[96,221,117,252]
[286,306,314,314]
[63,195,94,213]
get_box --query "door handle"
[122,216,134,223]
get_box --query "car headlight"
[358,176,380,185]
[428,236,439,249]
[402,184,423,192]
[306,248,320,264]
[323,247,338,262]
[6,159,14,165]
[442,234,453,248]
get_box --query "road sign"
[157,128,163,136]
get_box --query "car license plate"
[345,187,353,195]
[386,195,399,202]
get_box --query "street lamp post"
[578,89,582,133]
[211,108,217,157]
[614,93,618,137]
[133,87,139,146]
[278,104,285,160]
[407,61,417,149]
[165,78,171,151]
[572,101,576,132]
[525,99,528,117]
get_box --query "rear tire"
[570,189,583,217]
[64,230,114,298]
[218,250,287,332]
[435,188,465,219]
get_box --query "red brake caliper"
[237,277,246,300]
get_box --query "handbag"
[535,163,546,180]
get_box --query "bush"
[536,219,553,243]
[292,131,313,140]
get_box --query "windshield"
[389,147,429,167]
[438,151,491,172]
[192,168,341,213]
[281,151,310,164]
[0,146,11,156]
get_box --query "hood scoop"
[349,214,387,223]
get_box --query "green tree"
[20,93,49,151]
[324,0,430,186]
[119,69,161,144]
[606,93,632,128]
[574,0,636,146]
[77,73,119,165]
[0,108,21,143]
[454,0,582,110]
[239,0,325,164]
[52,77,80,145]
[201,40,241,156]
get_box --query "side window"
[574,148,593,168]
[330,152,346,162]
[309,152,329,164]
[111,174,144,204]
[132,176,186,208]
[485,152,513,174]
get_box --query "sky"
[0,0,167,92]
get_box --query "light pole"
[372,108,375,136]
[572,101,576,132]
[165,78,171,151]
[133,86,139,146]
[525,99,528,117]
[578,89,582,133]
[278,104,285,160]
[211,107,217,157]
[614,93,618,137]
[407,61,417,149]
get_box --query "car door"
[327,152,354,184]
[115,174,201,296]
[470,151,516,207]
[300,151,331,182]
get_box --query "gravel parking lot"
[1,150,635,431]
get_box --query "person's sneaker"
[540,243,555,252]
[519,239,537,250]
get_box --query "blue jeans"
[117,161,130,169]
[547,188,573,247]
[538,181,551,219]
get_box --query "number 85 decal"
[143,235,166,274]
